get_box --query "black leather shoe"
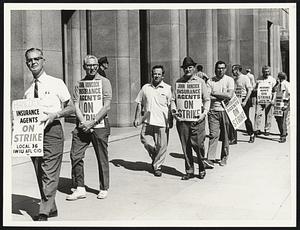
[49,210,58,218]
[254,130,261,136]
[264,131,270,136]
[279,136,286,143]
[154,170,162,177]
[248,134,255,143]
[34,214,48,221]
[198,171,206,179]
[181,173,194,180]
[229,139,237,145]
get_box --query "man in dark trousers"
[67,55,112,201]
[24,48,73,221]
[98,56,109,78]
[171,57,210,180]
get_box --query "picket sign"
[257,82,272,104]
[12,98,44,157]
[175,82,202,121]
[78,80,104,128]
[222,94,247,130]
[273,92,284,117]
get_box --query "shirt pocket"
[158,93,168,106]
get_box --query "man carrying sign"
[253,66,276,136]
[134,65,173,177]
[171,57,210,180]
[205,61,234,168]
[232,64,255,143]
[24,48,73,221]
[67,55,112,200]
[272,72,290,143]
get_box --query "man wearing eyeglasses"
[205,61,234,168]
[67,55,112,201]
[23,48,74,221]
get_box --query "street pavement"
[8,109,295,227]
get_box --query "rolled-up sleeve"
[102,78,112,103]
[201,79,211,112]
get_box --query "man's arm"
[133,103,142,127]
[211,89,234,100]
[242,87,252,107]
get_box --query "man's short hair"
[196,64,203,72]
[98,56,109,65]
[83,55,99,65]
[152,65,165,74]
[25,48,43,58]
[262,65,270,70]
[215,60,226,69]
[277,72,287,80]
[232,64,242,72]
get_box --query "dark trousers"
[31,120,63,216]
[230,99,254,138]
[70,118,110,190]
[207,111,230,160]
[275,104,289,137]
[176,119,206,174]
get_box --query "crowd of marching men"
[133,57,290,180]
[19,49,290,221]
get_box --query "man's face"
[26,50,45,76]
[184,65,195,77]
[84,58,99,77]
[215,63,226,78]
[262,68,270,77]
[102,62,109,69]
[152,68,164,85]
[232,68,239,77]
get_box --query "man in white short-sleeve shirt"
[134,65,173,177]
[24,48,73,221]
[205,61,234,168]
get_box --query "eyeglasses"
[26,57,43,63]
[85,64,99,68]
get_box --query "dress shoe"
[198,171,206,179]
[181,173,194,180]
[154,170,162,177]
[229,139,237,145]
[219,156,227,166]
[248,134,255,143]
[264,131,270,136]
[204,159,214,169]
[34,214,48,221]
[254,130,262,136]
[48,210,58,218]
[279,136,286,143]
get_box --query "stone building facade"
[11,9,289,127]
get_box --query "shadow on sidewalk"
[110,159,183,177]
[57,177,101,195]
[12,194,39,220]
[169,152,198,163]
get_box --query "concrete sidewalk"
[9,112,295,227]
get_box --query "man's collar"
[151,81,164,88]
[84,73,102,80]
[33,71,47,83]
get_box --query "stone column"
[11,10,63,101]
[217,9,240,73]
[70,11,83,88]
[148,10,187,86]
[116,10,131,127]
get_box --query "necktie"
[34,79,38,98]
